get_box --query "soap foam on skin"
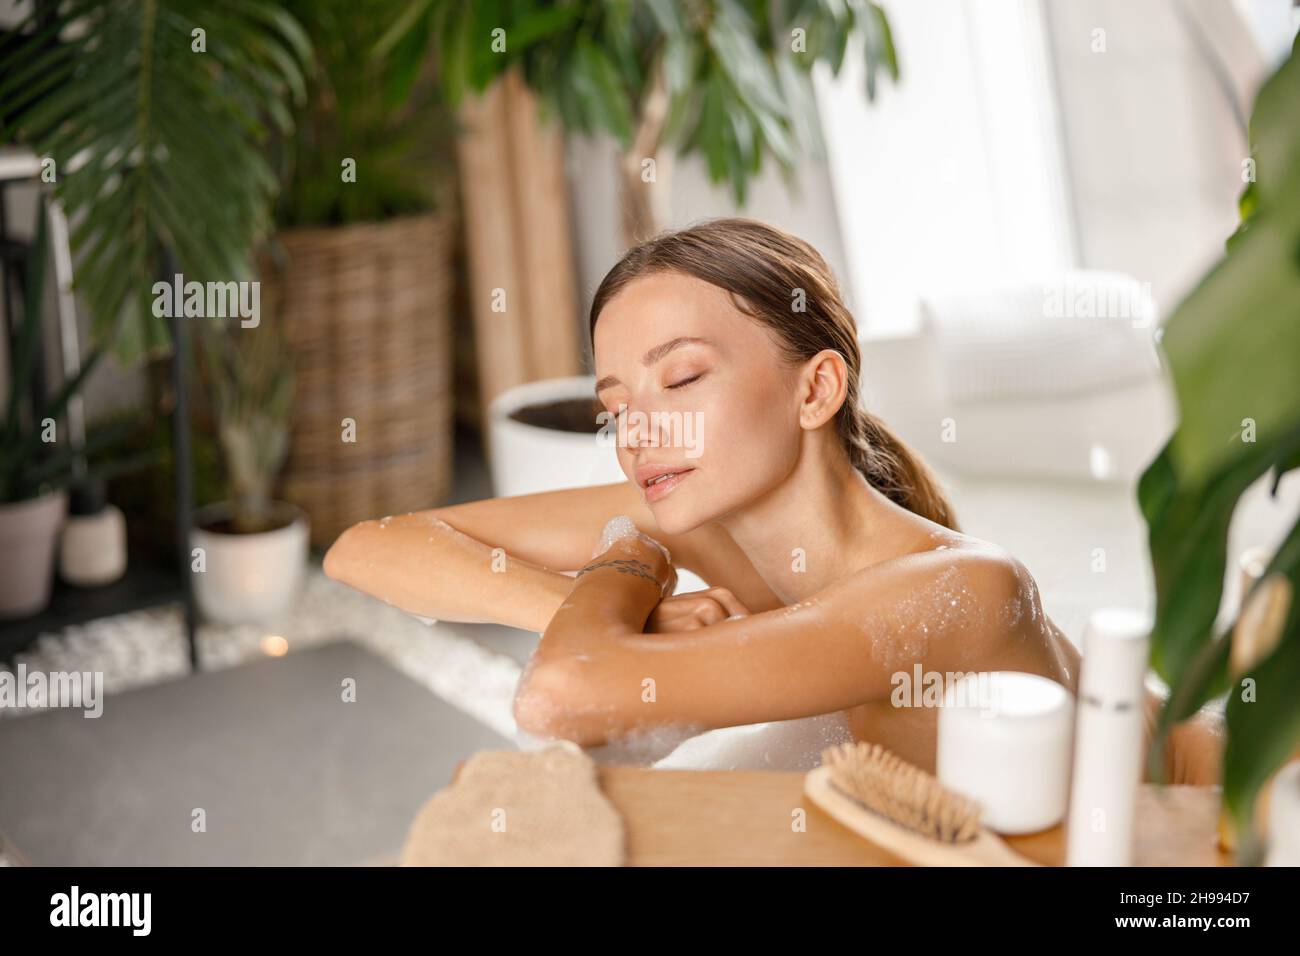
[581,720,708,765]
[866,565,975,672]
[515,651,690,764]
[512,670,703,766]
[593,514,671,561]
[592,515,674,597]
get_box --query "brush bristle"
[821,741,982,843]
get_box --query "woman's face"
[593,271,804,535]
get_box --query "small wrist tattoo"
[577,558,660,586]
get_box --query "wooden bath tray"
[595,767,1232,866]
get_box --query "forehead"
[593,272,749,364]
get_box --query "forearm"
[534,558,665,661]
[514,537,673,743]
[324,513,574,632]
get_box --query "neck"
[718,435,890,604]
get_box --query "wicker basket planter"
[265,213,455,549]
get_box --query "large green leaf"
[1159,43,1300,486]
[571,39,634,144]
[276,0,453,228]
[379,0,901,218]
[1141,432,1293,695]
[1161,214,1300,486]
[0,0,309,363]
[708,0,788,120]
[1221,517,1300,863]
[1140,41,1300,862]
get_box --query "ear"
[798,349,849,430]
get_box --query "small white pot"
[190,501,309,625]
[487,376,624,498]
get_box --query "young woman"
[325,218,1223,785]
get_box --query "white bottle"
[1066,608,1150,866]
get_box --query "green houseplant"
[380,0,899,245]
[276,0,452,226]
[1139,39,1300,864]
[0,0,310,362]
[0,210,152,615]
[199,321,295,536]
[263,0,459,550]
[190,319,306,625]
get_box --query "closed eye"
[667,372,705,390]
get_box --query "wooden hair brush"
[804,741,1040,866]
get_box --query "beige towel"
[401,743,625,866]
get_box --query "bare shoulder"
[871,530,1030,599]
[859,531,1071,681]
[826,532,1039,647]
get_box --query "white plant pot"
[0,490,67,618]
[190,501,309,625]
[487,376,624,498]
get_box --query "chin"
[641,476,713,536]
[647,500,704,537]
[643,462,778,535]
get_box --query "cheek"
[702,377,800,485]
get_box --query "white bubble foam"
[594,515,670,561]
[652,712,855,772]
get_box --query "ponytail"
[844,406,959,531]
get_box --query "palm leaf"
[0,0,310,363]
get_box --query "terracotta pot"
[0,490,68,618]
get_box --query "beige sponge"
[401,743,625,866]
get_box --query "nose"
[618,399,666,452]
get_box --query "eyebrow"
[593,336,715,396]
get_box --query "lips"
[634,465,696,494]
[635,462,696,503]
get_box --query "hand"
[647,587,750,633]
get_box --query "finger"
[692,599,728,627]
[704,587,749,619]
[647,603,709,633]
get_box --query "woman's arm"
[323,481,651,632]
[513,533,1025,746]
[324,480,783,632]
[324,510,570,632]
